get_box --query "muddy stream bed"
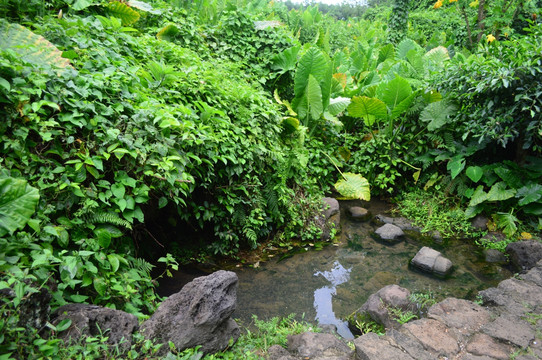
[158,200,512,339]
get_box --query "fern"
[243,226,258,248]
[130,257,154,276]
[232,205,246,226]
[84,211,132,230]
[263,181,279,216]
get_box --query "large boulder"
[505,240,542,271]
[140,270,240,355]
[352,285,414,329]
[411,247,453,277]
[52,304,138,350]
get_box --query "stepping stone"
[374,223,404,243]
[411,247,453,276]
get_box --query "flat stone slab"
[428,298,491,335]
[481,314,535,348]
[354,332,414,360]
[348,206,371,221]
[401,318,459,357]
[466,333,512,360]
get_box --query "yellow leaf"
[469,0,479,7]
[486,34,496,43]
[520,232,532,240]
[433,0,443,9]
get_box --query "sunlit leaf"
[334,173,371,201]
[0,177,40,237]
[487,182,516,202]
[465,166,483,183]
[347,96,387,126]
[106,1,140,26]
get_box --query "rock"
[319,197,341,241]
[481,231,506,243]
[479,277,542,316]
[385,329,434,360]
[1,282,51,333]
[481,314,535,348]
[287,332,353,360]
[471,215,489,231]
[267,344,296,360]
[427,298,491,336]
[323,197,340,219]
[506,240,542,271]
[52,304,138,350]
[430,230,443,244]
[484,248,508,263]
[401,318,459,357]
[354,332,414,360]
[373,215,419,231]
[411,247,453,276]
[374,224,404,243]
[348,207,371,221]
[353,285,414,329]
[466,333,511,360]
[140,270,240,355]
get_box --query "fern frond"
[263,181,279,216]
[130,257,154,276]
[84,211,132,230]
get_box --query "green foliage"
[388,0,410,44]
[334,173,371,201]
[0,176,40,237]
[395,189,475,238]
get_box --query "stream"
[158,200,512,339]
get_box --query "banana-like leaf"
[335,173,371,201]
[420,99,458,131]
[157,24,179,41]
[328,97,350,116]
[376,76,413,112]
[0,19,71,70]
[347,96,387,126]
[107,1,140,26]
[0,177,40,237]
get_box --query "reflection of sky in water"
[314,261,354,339]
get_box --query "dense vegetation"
[0,0,540,358]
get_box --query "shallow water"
[159,200,512,339]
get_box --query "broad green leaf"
[523,203,542,216]
[465,166,484,183]
[487,182,516,202]
[95,228,112,248]
[347,96,387,126]
[376,76,412,113]
[396,39,422,60]
[128,0,161,14]
[306,75,323,121]
[281,117,300,133]
[420,100,458,131]
[494,166,523,189]
[334,173,371,201]
[93,278,107,296]
[106,1,140,26]
[328,97,350,116]
[107,254,120,272]
[0,77,10,92]
[294,47,332,108]
[55,318,72,332]
[469,185,488,207]
[424,46,450,67]
[465,204,484,218]
[0,177,40,237]
[157,24,179,42]
[0,19,71,70]
[447,157,465,179]
[516,184,542,206]
[422,90,442,103]
[494,212,518,237]
[390,91,417,120]
[72,0,93,11]
[111,183,125,199]
[377,43,395,64]
[271,45,300,73]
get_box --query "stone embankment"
[269,259,542,360]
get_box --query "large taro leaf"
[376,76,413,114]
[293,74,323,124]
[334,173,371,201]
[106,1,140,26]
[347,96,387,126]
[294,46,332,109]
[420,99,458,131]
[396,38,423,60]
[0,19,71,70]
[0,177,40,237]
[157,24,179,41]
[328,97,350,116]
[271,45,300,73]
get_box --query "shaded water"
[159,200,512,339]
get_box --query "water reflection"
[314,261,354,339]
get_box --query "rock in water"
[374,223,404,243]
[52,304,138,351]
[317,197,341,241]
[140,270,240,355]
[348,206,371,222]
[411,247,453,276]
